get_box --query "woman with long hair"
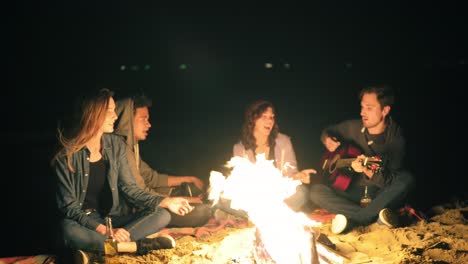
[52,89,193,262]
[233,100,316,211]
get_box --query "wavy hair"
[240,100,279,151]
[52,88,114,172]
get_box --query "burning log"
[209,156,349,264]
[315,241,349,264]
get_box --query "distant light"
[345,62,353,69]
[131,65,139,71]
[120,65,126,71]
[284,63,291,69]
[264,63,273,69]
[179,64,188,70]
[144,64,151,71]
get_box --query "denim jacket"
[54,133,163,230]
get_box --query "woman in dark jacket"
[52,89,193,260]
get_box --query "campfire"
[208,155,347,264]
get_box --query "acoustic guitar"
[319,144,382,191]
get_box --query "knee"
[61,219,81,245]
[61,219,103,252]
[158,208,172,226]
[184,204,212,227]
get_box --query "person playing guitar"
[318,135,382,191]
[309,85,415,235]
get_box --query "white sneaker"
[154,233,176,249]
[378,208,399,228]
[73,250,89,264]
[331,214,347,234]
[137,234,176,255]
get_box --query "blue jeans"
[309,170,414,225]
[61,208,171,252]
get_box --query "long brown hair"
[52,88,114,172]
[240,100,279,151]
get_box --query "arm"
[233,143,247,158]
[281,136,317,182]
[159,197,194,216]
[54,156,101,231]
[167,175,204,191]
[321,120,359,144]
[277,135,299,178]
[139,156,204,195]
[372,134,406,187]
[139,158,169,189]
[116,143,164,209]
[350,123,406,188]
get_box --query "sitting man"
[310,85,415,234]
[115,94,212,227]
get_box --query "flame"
[209,154,322,264]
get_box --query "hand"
[294,169,317,184]
[95,224,131,242]
[188,176,205,191]
[96,224,107,236]
[113,228,131,242]
[351,154,366,172]
[160,197,194,216]
[351,155,374,178]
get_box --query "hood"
[114,98,136,147]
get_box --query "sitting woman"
[232,99,316,212]
[51,88,193,262]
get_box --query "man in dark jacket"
[310,85,414,234]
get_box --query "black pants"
[168,203,213,227]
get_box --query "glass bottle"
[360,186,372,208]
[104,217,118,256]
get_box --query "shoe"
[136,234,176,255]
[331,214,347,234]
[378,208,399,228]
[73,250,89,264]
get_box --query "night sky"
[3,2,467,257]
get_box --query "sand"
[105,206,467,264]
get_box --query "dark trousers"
[168,203,212,227]
[309,170,414,225]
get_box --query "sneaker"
[378,208,399,228]
[73,250,89,264]
[331,214,347,234]
[136,234,176,255]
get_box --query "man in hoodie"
[309,85,415,234]
[114,94,211,227]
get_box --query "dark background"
[3,2,466,257]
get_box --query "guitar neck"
[334,158,355,169]
[335,157,378,169]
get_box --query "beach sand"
[108,205,467,264]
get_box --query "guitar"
[319,144,382,191]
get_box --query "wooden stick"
[316,241,349,264]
